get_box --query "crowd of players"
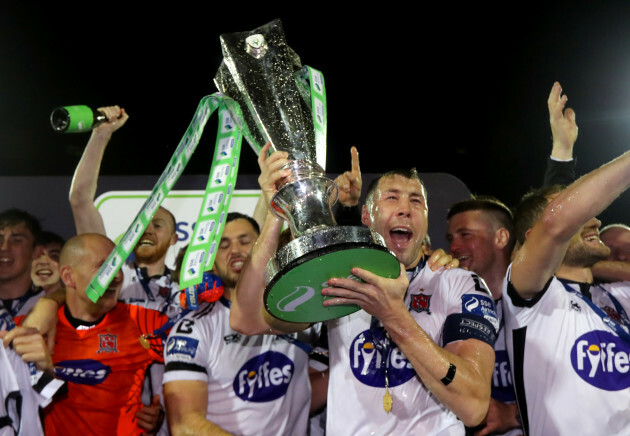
[2,80,630,435]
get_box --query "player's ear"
[361,204,372,227]
[60,265,75,288]
[495,228,510,250]
[170,232,178,246]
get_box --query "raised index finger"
[350,146,360,175]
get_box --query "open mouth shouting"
[389,226,413,247]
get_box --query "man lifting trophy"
[214,19,399,322]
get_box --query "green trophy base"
[264,227,400,323]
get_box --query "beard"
[563,240,610,267]
[212,264,238,289]
[134,241,170,265]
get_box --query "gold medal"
[383,369,393,413]
[383,388,393,413]
[138,335,151,350]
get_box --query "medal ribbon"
[559,279,630,344]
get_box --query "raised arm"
[549,82,578,161]
[230,143,309,334]
[513,147,630,298]
[69,106,128,235]
[543,82,579,187]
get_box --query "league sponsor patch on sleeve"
[166,336,199,359]
[461,294,499,330]
[442,313,497,347]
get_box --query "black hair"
[35,230,65,247]
[513,185,565,246]
[0,208,42,244]
[226,212,260,235]
[448,195,516,252]
[365,168,425,207]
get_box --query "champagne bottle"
[50,105,108,133]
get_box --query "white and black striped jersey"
[327,264,498,436]
[502,266,630,436]
[163,298,313,436]
[0,308,65,436]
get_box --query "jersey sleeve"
[502,264,560,329]
[440,269,499,347]
[162,313,210,384]
[126,305,169,362]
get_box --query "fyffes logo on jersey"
[349,327,415,388]
[571,330,630,390]
[233,351,294,402]
[492,350,516,402]
[54,359,112,385]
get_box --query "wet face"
[0,223,35,283]
[447,210,498,277]
[133,207,177,265]
[564,217,610,267]
[212,219,258,289]
[362,175,428,269]
[600,226,630,262]
[31,242,62,288]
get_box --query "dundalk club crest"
[97,333,118,354]
[410,291,431,314]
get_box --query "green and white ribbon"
[296,66,327,170]
[179,108,242,289]
[85,93,241,302]
[86,66,326,302]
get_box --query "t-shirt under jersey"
[163,298,314,436]
[502,266,630,436]
[327,264,499,436]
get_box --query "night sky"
[3,2,630,224]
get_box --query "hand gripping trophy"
[214,19,399,323]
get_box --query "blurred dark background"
[3,2,630,224]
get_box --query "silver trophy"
[214,19,399,322]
